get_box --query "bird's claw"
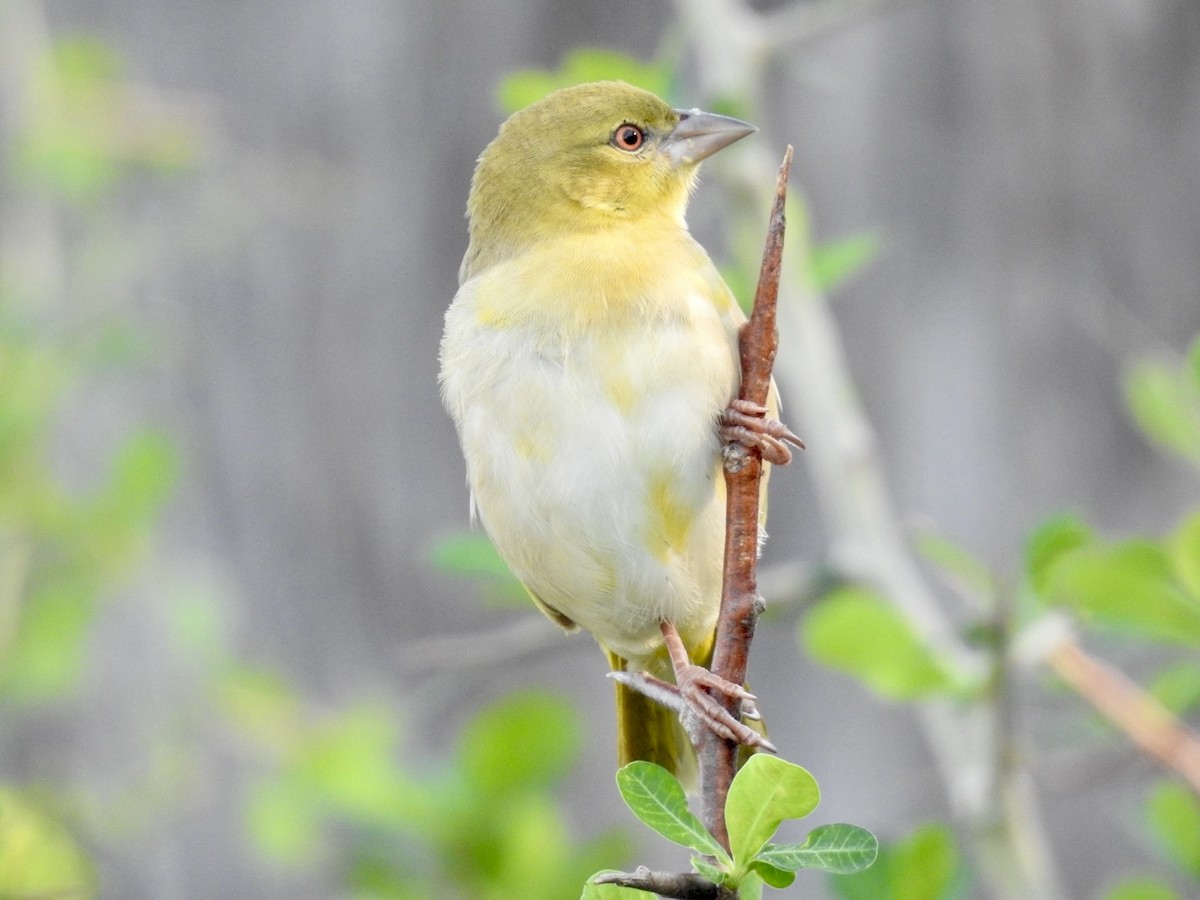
[608,668,776,754]
[609,622,776,753]
[674,662,777,752]
[651,620,775,753]
[719,399,804,466]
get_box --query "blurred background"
[2,0,1199,897]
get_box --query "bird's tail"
[608,648,699,787]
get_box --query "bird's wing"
[523,583,579,632]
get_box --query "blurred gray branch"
[673,0,1067,896]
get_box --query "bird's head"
[463,81,755,278]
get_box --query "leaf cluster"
[587,756,876,898]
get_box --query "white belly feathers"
[440,256,741,664]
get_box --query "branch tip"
[698,146,794,847]
[593,868,737,899]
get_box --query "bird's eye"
[612,123,646,152]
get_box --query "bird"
[439,81,800,778]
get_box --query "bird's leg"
[660,620,776,751]
[609,622,776,753]
[719,398,804,466]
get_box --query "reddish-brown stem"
[1048,637,1200,795]
[698,146,793,848]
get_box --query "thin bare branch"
[697,146,794,849]
[1048,636,1200,795]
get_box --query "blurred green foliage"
[226,675,628,899]
[1,28,191,701]
[0,789,95,898]
[808,232,880,296]
[1145,780,1200,880]
[1038,527,1200,646]
[1,29,188,893]
[1104,878,1182,900]
[801,586,973,701]
[828,824,964,900]
[1095,780,1200,899]
[12,36,194,201]
[1123,335,1200,471]
[4,31,639,900]
[1150,662,1200,716]
[801,327,1200,897]
[429,532,528,608]
[498,48,674,115]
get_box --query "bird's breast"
[440,233,745,660]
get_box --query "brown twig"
[698,145,794,848]
[1047,636,1200,794]
[594,867,738,899]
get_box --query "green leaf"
[749,859,796,888]
[461,692,580,797]
[725,755,820,868]
[738,871,764,900]
[1146,780,1200,878]
[428,532,528,606]
[1170,511,1200,601]
[809,232,879,294]
[1024,514,1093,596]
[757,824,879,874]
[915,532,993,598]
[582,876,657,899]
[498,49,673,113]
[1149,661,1200,715]
[691,855,728,884]
[802,587,963,699]
[1124,359,1200,466]
[1104,878,1181,900]
[615,762,727,860]
[1043,541,1200,645]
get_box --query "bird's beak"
[662,108,757,168]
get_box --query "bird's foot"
[609,622,776,754]
[719,399,804,466]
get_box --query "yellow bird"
[440,81,798,778]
